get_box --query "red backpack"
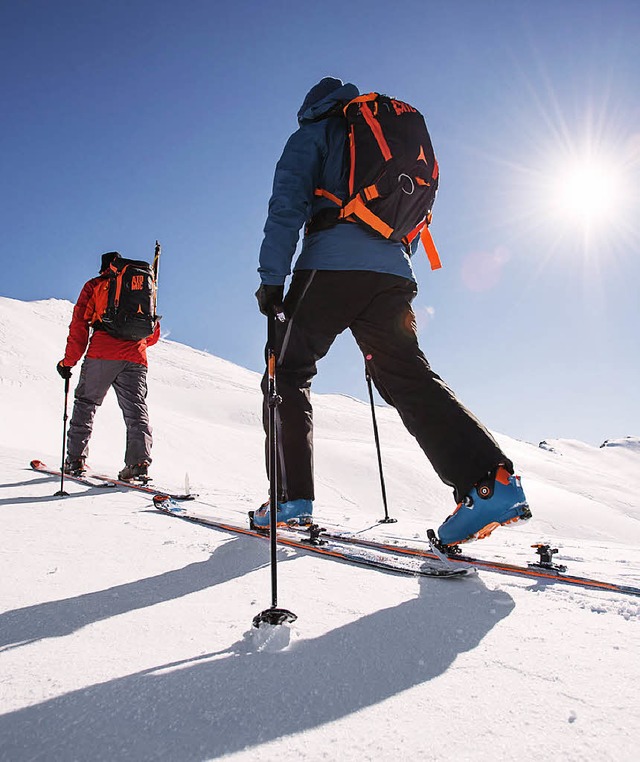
[313,92,441,269]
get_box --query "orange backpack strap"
[420,226,442,270]
[87,278,110,325]
[113,263,128,307]
[314,188,343,206]
[343,93,379,109]
[340,196,394,239]
[359,101,392,161]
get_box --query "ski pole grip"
[267,310,285,349]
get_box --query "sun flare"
[516,133,636,259]
[552,156,624,224]
[506,96,638,260]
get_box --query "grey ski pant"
[262,270,511,504]
[67,358,153,466]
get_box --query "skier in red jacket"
[56,251,160,480]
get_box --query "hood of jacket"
[297,77,359,124]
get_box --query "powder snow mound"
[600,436,640,452]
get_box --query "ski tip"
[153,494,187,515]
[30,459,44,469]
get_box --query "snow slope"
[0,296,639,761]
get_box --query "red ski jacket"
[63,275,160,368]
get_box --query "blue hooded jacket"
[258,78,417,286]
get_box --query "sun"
[486,60,640,269]
[551,153,625,226]
[510,133,636,259]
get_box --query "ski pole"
[253,310,297,628]
[152,240,161,318]
[364,354,396,524]
[54,376,71,497]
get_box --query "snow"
[1,295,639,761]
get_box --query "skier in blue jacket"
[255,77,531,546]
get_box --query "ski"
[153,496,474,579]
[287,523,640,598]
[31,459,117,490]
[262,521,640,598]
[30,460,195,501]
[422,529,640,598]
[151,493,640,597]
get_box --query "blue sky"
[2,0,638,447]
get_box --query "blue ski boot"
[438,466,531,546]
[252,498,314,528]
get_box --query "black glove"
[56,360,72,380]
[255,284,284,316]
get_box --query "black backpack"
[312,92,441,269]
[94,258,158,341]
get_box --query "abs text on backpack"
[91,259,158,341]
[313,92,442,270]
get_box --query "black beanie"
[100,251,121,273]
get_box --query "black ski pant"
[261,270,511,504]
[67,358,153,466]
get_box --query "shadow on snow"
[0,534,515,760]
